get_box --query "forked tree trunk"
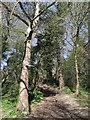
[57,48,64,90]
[16,2,39,114]
[73,42,79,97]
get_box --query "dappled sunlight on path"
[29,84,88,119]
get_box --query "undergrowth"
[63,86,90,107]
[1,92,24,118]
[2,87,43,118]
[77,87,90,106]
[30,87,43,104]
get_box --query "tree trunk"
[16,2,40,114]
[0,2,2,119]
[73,42,79,97]
[87,2,90,89]
[56,2,64,90]
[0,2,2,73]
[57,48,64,90]
[16,35,32,113]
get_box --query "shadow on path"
[29,84,88,120]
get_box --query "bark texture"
[57,48,64,90]
[16,35,32,113]
[87,2,90,89]
[73,42,79,97]
[56,2,64,90]
[16,2,40,114]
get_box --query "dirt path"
[28,84,88,120]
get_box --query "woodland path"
[28,84,89,120]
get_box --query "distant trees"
[64,2,88,96]
[1,1,89,115]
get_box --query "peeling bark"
[16,34,32,113]
[16,2,40,114]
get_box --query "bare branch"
[18,2,32,22]
[65,32,73,47]
[2,2,29,26]
[73,11,88,39]
[32,1,56,21]
[84,39,90,48]
[10,0,19,20]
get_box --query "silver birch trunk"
[73,42,79,97]
[16,2,40,114]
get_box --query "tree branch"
[18,2,32,22]
[2,2,29,26]
[73,11,88,39]
[84,39,90,48]
[32,1,56,21]
[10,0,19,20]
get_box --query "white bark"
[16,2,40,114]
[73,43,79,96]
[33,2,40,29]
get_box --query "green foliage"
[2,86,43,118]
[63,86,90,107]
[62,87,75,94]
[2,1,89,116]
[63,52,75,91]
[29,87,43,104]
[1,86,25,118]
[2,95,17,118]
[2,91,25,118]
[78,87,90,97]
[76,87,90,106]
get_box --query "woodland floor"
[28,84,89,120]
[2,84,89,120]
